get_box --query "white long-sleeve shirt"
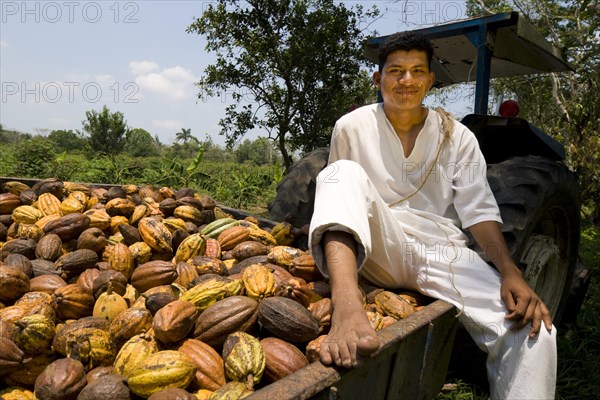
[328,103,502,246]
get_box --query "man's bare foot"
[320,293,379,369]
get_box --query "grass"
[437,223,600,399]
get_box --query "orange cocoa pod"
[260,337,309,382]
[217,226,250,251]
[178,338,226,391]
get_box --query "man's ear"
[372,71,381,88]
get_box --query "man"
[308,32,556,399]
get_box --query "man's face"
[373,49,435,113]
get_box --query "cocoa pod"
[0,265,30,303]
[76,373,132,400]
[222,331,265,388]
[36,233,63,261]
[77,227,107,253]
[43,213,91,241]
[130,260,178,293]
[152,300,198,344]
[109,307,153,347]
[0,337,27,376]
[30,274,67,294]
[33,357,87,400]
[52,283,94,321]
[258,296,319,343]
[260,337,309,382]
[178,338,226,391]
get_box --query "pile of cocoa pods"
[0,178,430,399]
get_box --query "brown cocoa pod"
[32,179,63,197]
[30,274,67,294]
[260,337,309,382]
[176,195,204,210]
[0,265,30,303]
[174,188,194,200]
[305,335,327,363]
[187,256,229,277]
[175,261,200,289]
[109,307,153,347]
[31,259,64,278]
[0,238,37,261]
[0,221,7,241]
[194,296,259,348]
[34,357,87,400]
[231,241,270,261]
[130,260,178,293]
[144,291,178,315]
[52,316,110,356]
[374,291,415,319]
[107,186,127,200]
[289,254,323,281]
[107,242,135,280]
[77,227,107,253]
[55,249,98,277]
[0,337,27,375]
[76,268,101,292]
[274,276,321,308]
[171,228,190,253]
[152,300,198,344]
[36,233,63,261]
[308,298,332,334]
[77,373,132,400]
[3,253,33,278]
[178,338,225,391]
[4,351,57,387]
[158,198,178,217]
[19,189,37,205]
[118,223,141,246]
[105,197,136,217]
[92,270,128,298]
[43,213,91,241]
[217,226,250,251]
[52,283,94,321]
[227,255,268,274]
[307,280,331,298]
[148,388,196,400]
[258,296,319,343]
[85,365,115,385]
[0,193,21,214]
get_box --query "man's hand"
[501,269,552,337]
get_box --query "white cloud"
[129,61,159,76]
[131,62,198,101]
[152,119,183,131]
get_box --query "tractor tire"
[485,156,580,323]
[268,147,330,228]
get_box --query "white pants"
[309,160,556,400]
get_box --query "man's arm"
[469,221,553,337]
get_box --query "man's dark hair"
[378,32,434,71]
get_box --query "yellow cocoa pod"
[63,181,91,195]
[37,193,62,216]
[84,209,112,231]
[217,226,250,251]
[162,217,187,233]
[129,241,153,265]
[222,332,265,388]
[207,382,252,400]
[179,277,243,310]
[270,222,295,246]
[3,181,30,196]
[59,196,85,215]
[247,228,277,246]
[85,195,99,210]
[16,223,44,241]
[173,205,204,225]
[105,198,136,217]
[93,286,129,323]
[127,350,196,398]
[223,259,237,270]
[194,389,214,400]
[34,213,61,229]
[108,242,135,279]
[213,206,232,220]
[366,310,385,331]
[130,204,149,226]
[61,327,117,369]
[241,264,275,301]
[374,291,415,319]
[173,233,207,264]
[267,246,305,268]
[68,190,89,206]
[0,387,34,400]
[113,332,159,377]
[11,205,42,224]
[139,218,173,253]
[110,216,129,235]
[13,314,56,354]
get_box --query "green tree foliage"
[82,105,130,156]
[236,137,279,165]
[187,0,379,170]
[466,0,599,220]
[48,129,87,152]
[13,136,56,177]
[175,128,198,144]
[124,128,161,157]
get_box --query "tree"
[124,128,161,157]
[236,137,280,165]
[14,136,56,178]
[187,0,379,170]
[82,105,130,155]
[48,129,87,152]
[175,128,199,144]
[465,0,599,220]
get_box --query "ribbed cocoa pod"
[194,296,259,348]
[0,238,37,261]
[3,253,33,278]
[59,327,116,369]
[90,270,127,298]
[187,256,228,276]
[83,209,112,231]
[76,268,100,292]
[178,338,226,391]
[86,365,115,385]
[242,264,275,301]
[173,233,206,264]
[118,223,141,246]
[175,261,200,289]
[266,246,304,268]
[107,242,135,280]
[4,351,57,387]
[35,233,63,261]
[0,337,27,376]
[127,350,196,398]
[208,381,252,400]
[138,218,173,253]
[34,357,87,400]
[31,259,65,278]
[109,307,153,346]
[37,192,62,216]
[16,222,45,241]
[258,296,319,343]
[274,276,321,308]
[289,254,323,281]
[13,313,56,354]
[52,316,108,353]
[0,304,30,340]
[55,249,98,277]
[30,274,67,294]
[374,291,416,319]
[222,332,265,389]
[260,337,309,382]
[129,241,153,265]
[148,388,196,400]
[131,260,178,293]
[204,238,221,259]
[305,335,327,363]
[77,227,107,253]
[231,241,270,261]
[173,205,205,225]
[43,213,90,241]
[11,205,43,224]
[52,283,95,321]
[105,197,136,217]
[152,300,198,344]
[0,193,22,214]
[77,373,132,400]
[32,179,63,198]
[113,332,159,378]
[308,297,332,334]
[0,265,30,303]
[217,226,250,251]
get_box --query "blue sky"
[0,0,470,146]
